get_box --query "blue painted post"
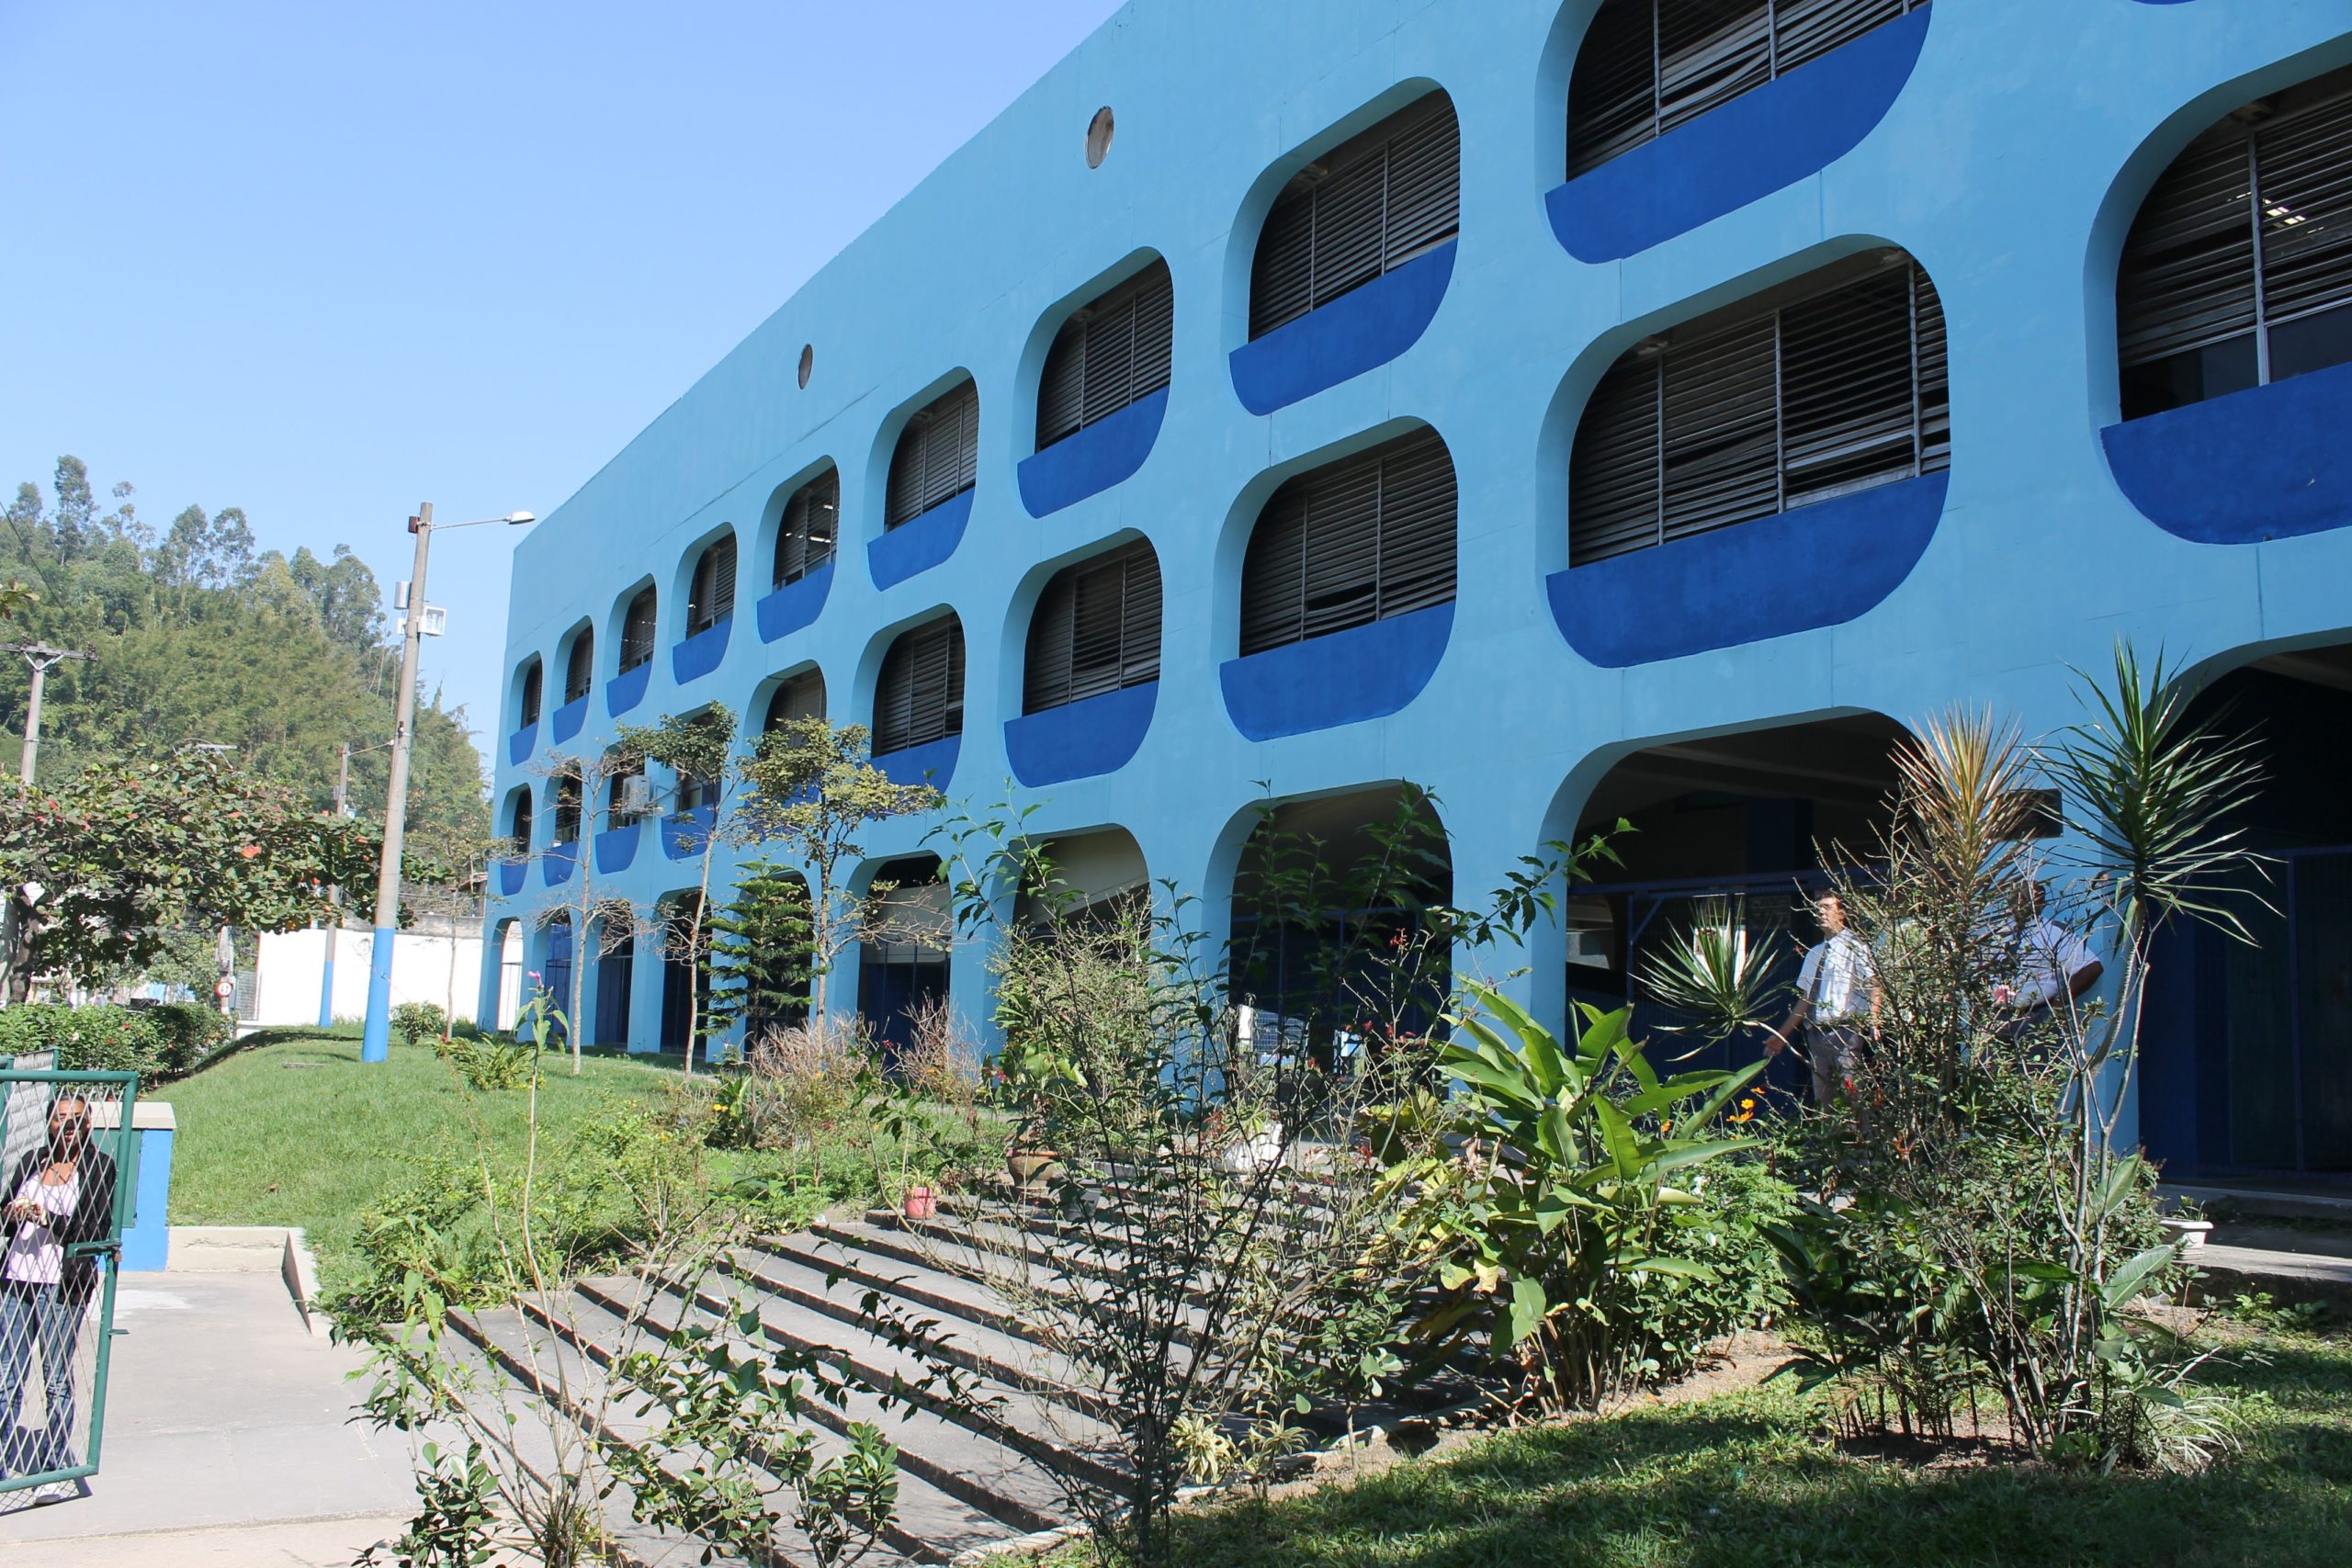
[319,931,337,1030]
[361,928,396,1063]
[118,1103,175,1273]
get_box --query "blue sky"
[0,0,1124,766]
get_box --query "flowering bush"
[0,1000,228,1080]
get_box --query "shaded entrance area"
[595,931,634,1047]
[1227,784,1452,1064]
[1566,716,1906,1091]
[859,857,950,1055]
[659,894,703,1055]
[2146,643,2352,1179]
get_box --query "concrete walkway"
[0,1272,417,1567]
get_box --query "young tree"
[737,717,940,1030]
[530,748,647,1073]
[618,706,745,1076]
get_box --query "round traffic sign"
[215,978,234,999]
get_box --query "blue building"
[483,0,2352,1182]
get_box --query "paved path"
[0,1272,417,1567]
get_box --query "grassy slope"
[1071,1328,2352,1568]
[165,1032,693,1278]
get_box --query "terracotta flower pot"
[902,1185,938,1220]
[1007,1147,1059,1190]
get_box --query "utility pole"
[361,503,434,1064]
[358,501,534,1064]
[4,643,90,784]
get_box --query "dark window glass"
[763,670,828,734]
[619,588,657,673]
[686,537,736,636]
[564,630,594,703]
[518,662,542,728]
[551,775,582,845]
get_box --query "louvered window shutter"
[1023,541,1163,713]
[689,538,735,633]
[513,794,534,845]
[1240,428,1456,656]
[1037,263,1175,450]
[763,670,827,733]
[565,632,594,702]
[621,590,657,671]
[1568,1,1924,176]
[2119,69,2352,414]
[554,776,582,844]
[886,382,980,528]
[1572,258,1951,565]
[520,663,542,727]
[1250,95,1460,339]
[774,470,839,587]
[876,619,965,754]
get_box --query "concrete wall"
[254,928,483,1029]
[480,0,2352,1145]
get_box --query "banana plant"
[1387,982,1765,1409]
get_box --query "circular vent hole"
[797,344,814,389]
[1085,106,1114,169]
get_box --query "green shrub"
[392,1001,448,1049]
[148,1002,232,1073]
[0,1001,224,1081]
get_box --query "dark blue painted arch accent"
[542,842,579,887]
[1003,681,1158,787]
[867,490,974,591]
[496,860,528,898]
[1219,604,1453,741]
[660,807,716,862]
[506,722,538,766]
[1017,389,1169,516]
[671,616,732,683]
[875,734,961,790]
[1228,242,1456,416]
[549,695,588,746]
[605,661,652,717]
[755,558,835,643]
[2101,360,2352,545]
[1547,471,1947,668]
[594,825,641,875]
[1548,6,1931,264]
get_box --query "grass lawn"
[1055,1325,2352,1568]
[165,1029,700,1281]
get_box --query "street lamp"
[361,502,536,1065]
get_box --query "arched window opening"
[1570,252,1949,565]
[518,661,543,728]
[551,774,582,846]
[1250,92,1459,340]
[1240,427,1457,655]
[606,753,647,829]
[2119,64,2352,420]
[763,670,828,734]
[1038,262,1175,449]
[885,381,980,529]
[874,618,966,756]
[686,536,737,636]
[508,791,535,850]
[772,469,840,588]
[1025,540,1162,713]
[619,587,658,673]
[563,629,594,703]
[1567,0,1931,177]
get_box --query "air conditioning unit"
[620,774,653,817]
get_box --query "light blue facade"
[484,1,2352,1164]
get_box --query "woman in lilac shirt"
[0,1094,118,1502]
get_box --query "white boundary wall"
[253,928,483,1027]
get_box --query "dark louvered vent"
[510,792,534,847]
[1250,94,1461,340]
[674,713,730,812]
[518,661,542,728]
[874,617,966,756]
[772,468,840,588]
[563,629,594,703]
[1039,262,1175,449]
[1024,540,1162,714]
[1570,256,1949,566]
[763,669,828,733]
[1240,427,1458,656]
[619,588,658,673]
[1568,1,1926,178]
[2120,66,2352,419]
[885,381,980,528]
[687,536,736,635]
